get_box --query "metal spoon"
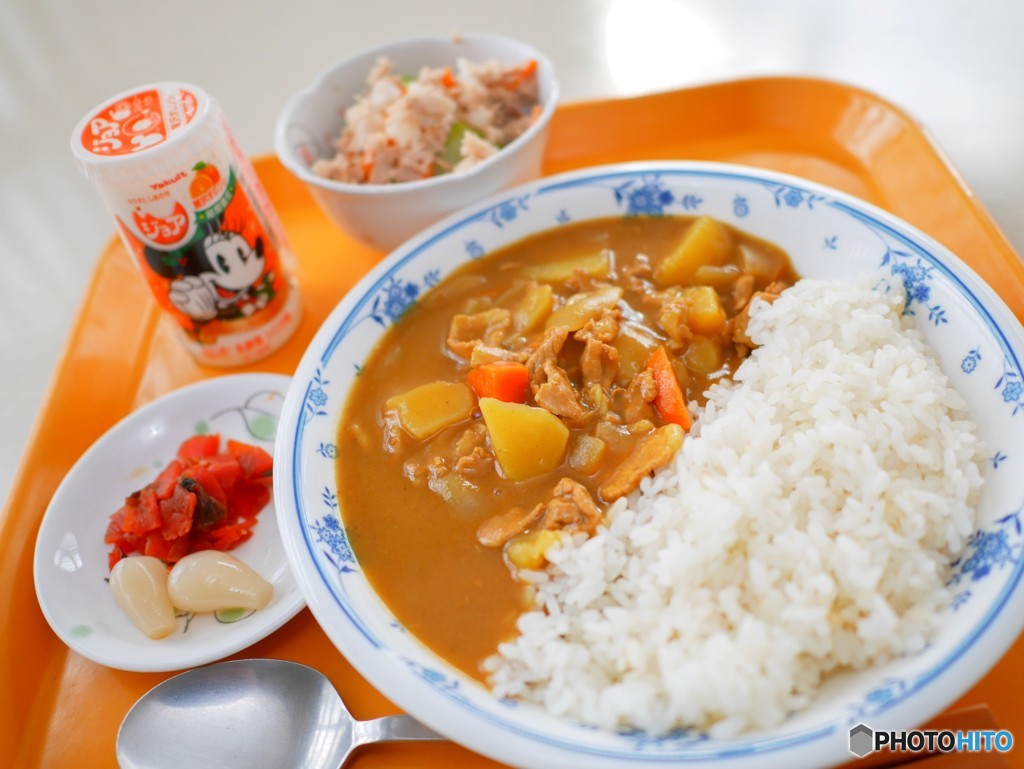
[116,658,446,769]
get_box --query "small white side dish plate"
[34,373,305,673]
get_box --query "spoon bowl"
[116,658,445,769]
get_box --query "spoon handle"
[357,714,446,744]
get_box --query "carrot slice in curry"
[646,346,692,430]
[467,362,530,403]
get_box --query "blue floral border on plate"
[286,167,1024,761]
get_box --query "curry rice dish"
[336,215,984,735]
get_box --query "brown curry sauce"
[336,216,797,678]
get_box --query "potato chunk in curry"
[479,398,570,482]
[385,381,475,440]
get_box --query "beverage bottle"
[72,82,301,366]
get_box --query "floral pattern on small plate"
[34,373,304,673]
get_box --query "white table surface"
[2,0,1023,507]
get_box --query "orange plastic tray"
[6,77,1024,768]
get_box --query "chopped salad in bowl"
[275,33,558,250]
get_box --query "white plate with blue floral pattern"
[34,373,305,673]
[274,162,1024,769]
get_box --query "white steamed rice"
[485,276,986,737]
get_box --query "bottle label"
[114,154,293,357]
[74,83,301,366]
[79,87,199,157]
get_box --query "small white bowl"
[275,162,1024,769]
[33,373,305,672]
[274,33,559,252]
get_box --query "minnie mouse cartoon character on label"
[72,83,301,366]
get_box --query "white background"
[2,0,1023,504]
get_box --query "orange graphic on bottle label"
[190,162,223,209]
[79,87,198,157]
[132,202,191,246]
[118,166,289,348]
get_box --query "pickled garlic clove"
[167,550,273,613]
[109,556,177,640]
